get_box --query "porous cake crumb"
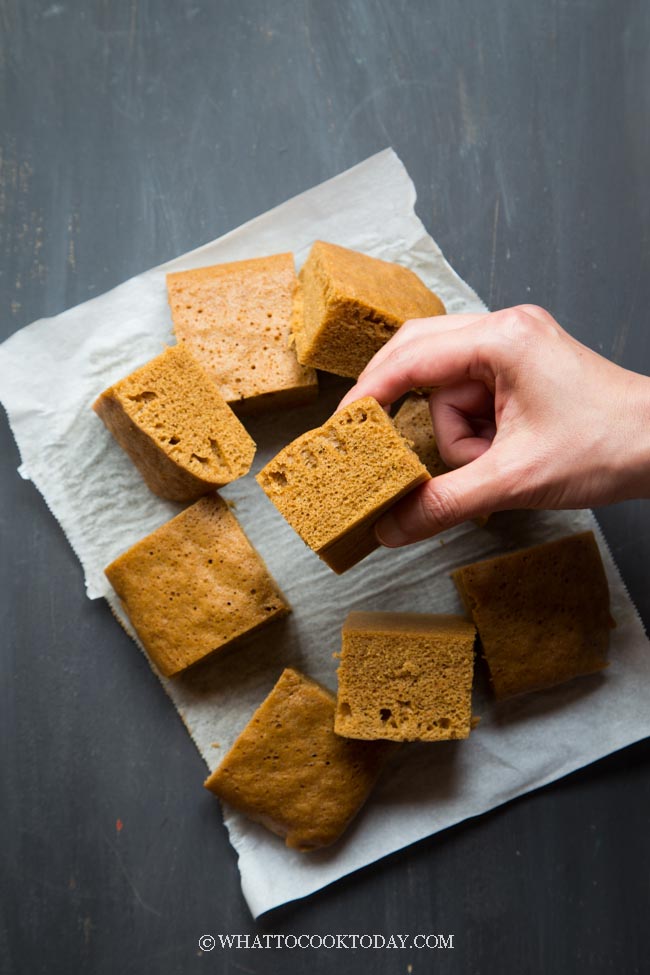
[204,667,392,851]
[167,252,318,413]
[452,531,615,699]
[105,495,289,677]
[255,396,430,573]
[335,612,476,741]
[93,344,256,502]
[292,241,445,378]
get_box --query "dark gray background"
[2,1,650,973]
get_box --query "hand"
[337,305,650,547]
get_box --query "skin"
[337,305,650,547]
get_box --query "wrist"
[615,371,650,501]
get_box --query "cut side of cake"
[292,241,446,378]
[93,344,256,502]
[204,667,393,851]
[335,611,476,741]
[255,396,430,573]
[104,495,289,677]
[167,252,318,413]
[452,531,615,700]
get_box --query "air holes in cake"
[339,702,351,718]
[128,390,157,403]
[191,453,208,465]
[439,717,451,729]
[268,469,288,486]
[169,436,180,445]
[299,447,317,468]
[358,411,367,423]
[379,708,392,722]
[209,438,225,464]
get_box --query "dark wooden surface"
[2,2,650,972]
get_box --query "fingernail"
[375,512,408,548]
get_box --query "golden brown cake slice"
[93,344,256,502]
[105,495,289,677]
[452,531,615,700]
[292,241,446,378]
[393,393,489,527]
[335,612,476,741]
[256,396,430,574]
[204,668,392,851]
[167,252,318,413]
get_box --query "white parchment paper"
[1,149,649,918]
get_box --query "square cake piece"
[105,495,289,677]
[93,344,256,502]
[204,667,392,851]
[167,252,318,413]
[393,393,489,527]
[335,612,476,741]
[292,241,446,378]
[256,396,430,574]
[452,531,615,700]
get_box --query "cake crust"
[204,668,392,851]
[93,344,256,502]
[293,241,446,378]
[452,531,615,699]
[105,495,289,677]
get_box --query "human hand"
[337,305,650,547]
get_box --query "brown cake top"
[94,343,256,489]
[336,612,476,742]
[256,395,429,554]
[452,531,615,699]
[167,252,317,407]
[204,667,392,851]
[305,241,445,323]
[104,494,289,677]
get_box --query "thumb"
[375,450,506,546]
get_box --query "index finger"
[355,313,487,382]
[338,317,497,410]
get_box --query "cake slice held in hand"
[335,612,476,742]
[93,343,256,502]
[292,241,445,378]
[452,531,615,700]
[204,667,393,851]
[256,395,430,573]
[105,495,289,677]
[167,252,317,413]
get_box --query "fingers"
[375,448,506,546]
[338,318,500,411]
[355,313,487,380]
[431,381,496,467]
[338,305,561,413]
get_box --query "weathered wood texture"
[2,1,650,972]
